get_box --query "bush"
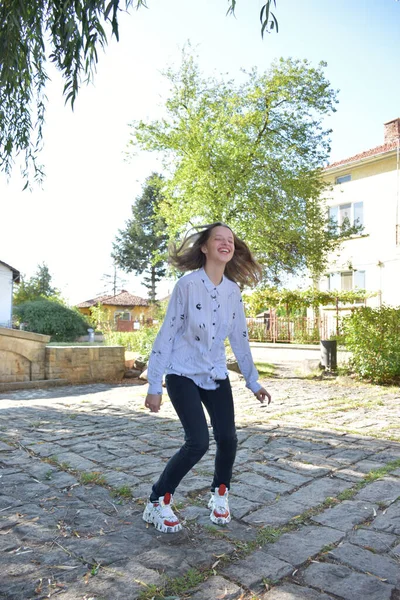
[14,299,90,342]
[104,325,160,362]
[342,305,400,384]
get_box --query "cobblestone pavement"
[0,370,399,600]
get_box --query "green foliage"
[243,286,372,317]
[342,305,400,384]
[104,325,160,361]
[14,299,90,342]
[130,49,342,281]
[1,2,277,183]
[113,173,168,301]
[13,263,61,305]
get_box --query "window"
[326,270,366,291]
[329,202,364,232]
[335,174,351,184]
[114,311,131,321]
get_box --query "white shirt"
[147,268,261,395]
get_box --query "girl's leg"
[200,378,237,491]
[151,375,209,500]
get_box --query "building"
[76,290,150,331]
[0,260,20,328]
[320,118,400,308]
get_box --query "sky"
[1,0,400,304]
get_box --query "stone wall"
[45,346,125,383]
[0,327,50,383]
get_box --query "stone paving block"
[354,477,400,506]
[228,495,262,519]
[328,448,371,464]
[241,433,271,450]
[260,582,336,599]
[311,500,378,530]
[185,538,235,569]
[222,549,293,590]
[370,500,400,535]
[230,482,276,504]
[138,546,192,576]
[302,562,394,600]
[265,525,344,566]
[52,451,98,471]
[236,471,293,494]
[104,470,140,487]
[392,543,400,557]
[243,498,307,526]
[289,477,353,507]
[248,461,313,486]
[347,528,398,553]
[44,470,79,488]
[188,575,243,600]
[328,541,400,585]
[276,458,332,478]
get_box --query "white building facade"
[320,118,400,308]
[0,261,20,328]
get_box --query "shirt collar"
[198,268,225,295]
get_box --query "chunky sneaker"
[208,484,231,525]
[142,493,182,533]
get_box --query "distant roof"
[0,260,20,283]
[325,139,398,171]
[76,290,148,308]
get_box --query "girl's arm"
[147,282,185,395]
[228,289,264,395]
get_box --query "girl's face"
[201,225,235,265]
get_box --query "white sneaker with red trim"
[142,493,182,533]
[208,484,231,525]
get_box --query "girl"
[143,222,271,533]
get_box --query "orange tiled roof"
[76,291,148,308]
[326,140,398,171]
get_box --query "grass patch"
[80,471,107,485]
[254,361,276,378]
[111,485,133,499]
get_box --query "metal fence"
[246,315,339,344]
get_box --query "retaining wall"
[45,346,125,383]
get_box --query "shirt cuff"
[148,382,163,395]
[247,380,262,394]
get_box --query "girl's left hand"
[255,387,271,405]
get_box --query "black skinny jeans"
[151,375,238,501]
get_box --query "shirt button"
[212,336,215,339]
[212,322,215,325]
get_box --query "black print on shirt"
[196,303,202,310]
[233,312,236,319]
[170,316,176,327]
[199,323,206,329]
[211,294,217,299]
[195,335,200,341]
[242,331,247,337]
[180,314,185,320]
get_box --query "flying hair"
[169,222,262,287]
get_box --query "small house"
[0,260,20,328]
[76,290,150,331]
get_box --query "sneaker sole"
[210,511,231,526]
[143,509,183,534]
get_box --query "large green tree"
[0,1,278,183]
[13,262,61,305]
[113,173,168,301]
[129,52,347,282]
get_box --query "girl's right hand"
[145,394,162,413]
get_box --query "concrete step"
[0,379,69,392]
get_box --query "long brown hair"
[169,222,262,287]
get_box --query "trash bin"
[87,328,95,343]
[320,340,337,371]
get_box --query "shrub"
[14,299,90,342]
[104,325,160,362]
[342,305,400,384]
